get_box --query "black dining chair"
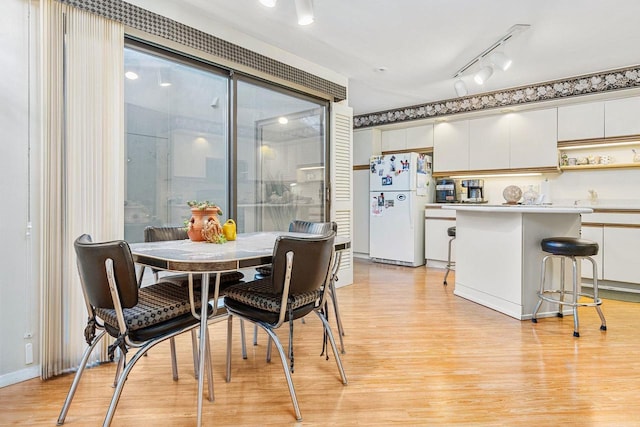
[223,232,347,421]
[57,234,215,426]
[254,220,346,353]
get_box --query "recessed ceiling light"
[375,66,388,73]
[278,116,288,124]
[259,0,277,7]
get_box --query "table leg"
[196,273,210,427]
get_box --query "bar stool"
[443,226,456,285]
[531,237,607,337]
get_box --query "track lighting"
[294,0,314,25]
[473,66,493,85]
[490,51,512,71]
[454,79,468,97]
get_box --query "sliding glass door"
[123,43,328,241]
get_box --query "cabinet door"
[353,129,381,165]
[469,115,510,170]
[509,108,558,169]
[605,97,640,137]
[352,169,370,254]
[406,125,434,150]
[603,227,640,283]
[381,128,406,152]
[558,102,605,141]
[425,218,455,262]
[433,121,470,172]
[580,225,603,280]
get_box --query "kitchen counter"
[442,204,586,320]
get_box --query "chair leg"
[57,330,107,426]
[170,337,179,381]
[329,281,346,354]
[226,315,233,382]
[112,348,124,388]
[204,326,214,401]
[443,236,455,285]
[266,336,273,363]
[253,323,258,346]
[261,325,302,422]
[191,329,199,379]
[586,257,607,331]
[315,311,348,386]
[240,318,247,359]
[571,257,580,337]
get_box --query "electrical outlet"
[25,343,33,365]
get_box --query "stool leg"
[571,257,580,337]
[586,257,607,331]
[532,255,549,323]
[557,256,565,317]
[443,237,454,285]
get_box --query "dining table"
[129,231,351,426]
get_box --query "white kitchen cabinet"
[425,208,456,263]
[580,225,603,280]
[603,227,640,283]
[605,96,640,137]
[381,128,406,152]
[558,102,605,141]
[469,115,510,170]
[433,120,469,172]
[509,108,558,169]
[353,169,371,255]
[406,124,434,150]
[353,128,381,165]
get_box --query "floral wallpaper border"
[353,65,640,129]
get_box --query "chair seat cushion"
[541,237,598,257]
[255,265,272,277]
[96,281,205,332]
[224,278,320,313]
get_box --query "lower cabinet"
[603,227,640,283]
[580,225,604,280]
[425,208,455,263]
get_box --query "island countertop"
[441,204,593,214]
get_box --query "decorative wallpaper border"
[57,0,347,102]
[353,65,640,129]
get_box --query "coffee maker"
[460,179,485,203]
[436,179,456,203]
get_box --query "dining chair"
[254,220,346,353]
[223,232,347,421]
[57,234,215,426]
[142,225,247,367]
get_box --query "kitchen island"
[441,205,593,320]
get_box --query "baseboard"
[0,365,40,388]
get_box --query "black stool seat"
[541,237,598,257]
[447,226,456,237]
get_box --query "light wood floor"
[2,260,640,426]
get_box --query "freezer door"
[369,153,414,191]
[369,191,415,264]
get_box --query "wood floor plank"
[2,259,640,426]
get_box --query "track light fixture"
[452,24,530,97]
[294,0,314,25]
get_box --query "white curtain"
[40,0,124,379]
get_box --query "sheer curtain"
[40,0,124,379]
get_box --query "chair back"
[144,226,188,242]
[271,232,335,296]
[74,234,139,309]
[289,220,334,235]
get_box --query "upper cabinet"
[558,102,605,141]
[469,115,510,170]
[381,124,434,153]
[433,121,470,172]
[509,108,558,169]
[604,97,640,137]
[353,128,381,166]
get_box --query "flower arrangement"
[187,200,223,215]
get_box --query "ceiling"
[137,0,640,115]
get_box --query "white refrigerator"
[369,152,434,267]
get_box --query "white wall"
[0,0,40,386]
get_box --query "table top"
[130,231,350,273]
[441,204,593,214]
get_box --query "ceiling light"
[259,0,277,7]
[278,116,288,124]
[294,0,314,25]
[158,69,171,87]
[454,79,468,97]
[490,51,512,71]
[125,70,139,80]
[474,66,493,85]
